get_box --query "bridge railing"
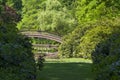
[21,31,62,43]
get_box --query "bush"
[78,26,112,58]
[58,24,96,58]
[0,25,36,80]
[58,21,112,58]
[92,34,120,80]
[92,18,120,80]
[0,4,36,80]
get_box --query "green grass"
[37,58,94,80]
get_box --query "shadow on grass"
[37,62,94,80]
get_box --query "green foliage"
[58,23,96,58]
[59,1,120,79]
[17,0,41,30]
[6,0,22,13]
[0,34,36,80]
[58,22,112,58]
[5,0,120,79]
[38,0,76,35]
[58,28,81,58]
[0,0,6,5]
[59,0,120,56]
[92,18,120,80]
[59,0,77,10]
[58,0,107,58]
[76,0,104,24]
[58,35,73,58]
[76,0,120,25]
[0,0,22,21]
[18,0,76,36]
[59,18,120,80]
[78,26,112,58]
[0,4,36,80]
[0,26,36,80]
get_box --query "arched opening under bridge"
[21,30,62,59]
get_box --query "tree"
[0,2,36,80]
[75,0,120,79]
[76,0,120,25]
[18,0,76,36]
[59,0,120,58]
[6,0,22,13]
[37,0,76,35]
[92,18,120,80]
[17,0,41,30]
[5,0,22,21]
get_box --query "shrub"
[92,18,120,80]
[78,26,113,58]
[0,25,36,80]
[0,4,36,80]
[58,24,96,58]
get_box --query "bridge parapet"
[21,31,62,43]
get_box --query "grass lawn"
[37,58,94,80]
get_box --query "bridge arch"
[21,31,62,58]
[21,31,62,43]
